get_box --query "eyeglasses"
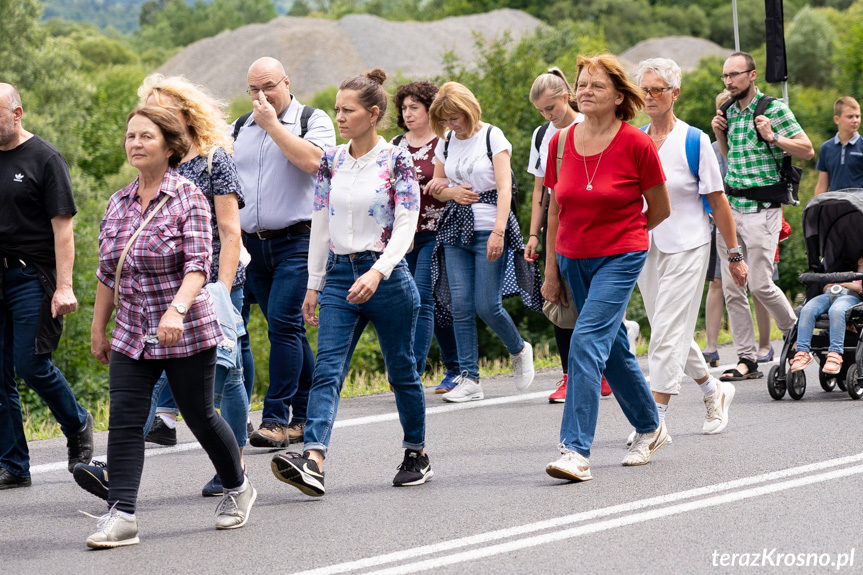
[720,70,753,81]
[437,116,462,127]
[247,76,286,96]
[641,86,672,98]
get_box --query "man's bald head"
[248,57,287,78]
[0,83,22,111]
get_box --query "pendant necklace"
[582,125,614,191]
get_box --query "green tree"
[786,6,836,87]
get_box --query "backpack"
[443,125,519,216]
[640,123,710,213]
[719,95,775,143]
[533,121,552,171]
[232,105,315,142]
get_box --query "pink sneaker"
[601,376,612,397]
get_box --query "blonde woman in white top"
[632,58,748,442]
[270,69,432,495]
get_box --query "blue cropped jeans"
[557,251,659,458]
[796,293,859,354]
[304,252,425,457]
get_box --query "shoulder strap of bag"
[206,147,216,175]
[534,121,551,170]
[299,105,314,138]
[685,125,702,182]
[231,112,252,142]
[555,125,571,178]
[443,130,452,160]
[392,134,404,148]
[388,145,395,189]
[114,193,172,307]
[753,95,776,144]
[485,124,493,163]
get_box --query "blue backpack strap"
[684,125,711,214]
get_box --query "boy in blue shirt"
[815,97,863,195]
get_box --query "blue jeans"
[0,266,88,477]
[557,251,658,458]
[443,230,525,382]
[243,233,312,425]
[304,252,425,457]
[796,293,858,354]
[405,232,459,376]
[145,286,251,447]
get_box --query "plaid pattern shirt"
[725,89,803,213]
[97,168,222,360]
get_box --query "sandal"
[822,352,843,375]
[790,351,813,373]
[720,357,763,381]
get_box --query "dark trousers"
[106,348,242,514]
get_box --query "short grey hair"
[635,58,682,91]
[0,83,22,110]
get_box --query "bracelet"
[728,255,744,263]
[491,230,505,238]
[529,234,540,239]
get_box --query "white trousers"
[637,242,711,395]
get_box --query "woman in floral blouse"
[392,81,460,394]
[270,69,433,495]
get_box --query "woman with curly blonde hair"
[73,75,251,500]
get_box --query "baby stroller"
[768,191,863,400]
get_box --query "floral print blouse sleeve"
[307,146,336,292]
[371,146,420,279]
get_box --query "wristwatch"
[169,302,187,316]
[726,246,743,255]
[772,132,780,142]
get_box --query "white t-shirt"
[434,123,512,231]
[649,119,725,254]
[526,114,584,178]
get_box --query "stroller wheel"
[788,370,806,400]
[846,364,863,400]
[767,365,786,400]
[837,372,848,391]
[819,370,837,392]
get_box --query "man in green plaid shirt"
[710,51,814,381]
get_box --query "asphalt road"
[3,341,863,574]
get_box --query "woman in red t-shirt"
[542,54,671,482]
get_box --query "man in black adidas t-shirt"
[0,83,93,489]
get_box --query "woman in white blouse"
[632,58,748,442]
[426,82,538,403]
[270,69,433,495]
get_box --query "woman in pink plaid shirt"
[80,106,255,549]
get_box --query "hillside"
[156,9,544,101]
[42,0,147,32]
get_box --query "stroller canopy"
[803,191,863,273]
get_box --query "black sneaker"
[67,412,94,473]
[145,416,177,446]
[393,449,434,486]
[202,473,223,497]
[73,460,109,500]
[270,451,325,497]
[246,421,254,437]
[0,467,31,490]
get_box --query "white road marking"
[293,452,863,575]
[28,360,757,475]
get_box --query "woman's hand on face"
[347,269,383,305]
[729,260,748,287]
[486,232,505,261]
[302,290,320,326]
[91,331,111,365]
[157,307,185,347]
[524,235,540,262]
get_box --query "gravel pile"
[157,9,544,101]
[619,36,733,73]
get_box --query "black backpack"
[719,95,775,143]
[232,105,315,141]
[443,125,519,216]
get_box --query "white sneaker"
[546,445,592,482]
[215,478,257,529]
[511,341,535,391]
[622,421,668,466]
[84,507,140,549]
[703,381,735,434]
[442,376,483,403]
[624,320,640,355]
[626,429,672,446]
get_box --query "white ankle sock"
[116,509,135,520]
[698,376,719,397]
[656,403,668,423]
[157,414,176,429]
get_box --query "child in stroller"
[790,250,863,375]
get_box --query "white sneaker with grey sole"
[215,478,257,529]
[626,429,672,446]
[703,381,735,434]
[84,507,139,549]
[511,341,535,390]
[546,445,592,482]
[442,376,484,402]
